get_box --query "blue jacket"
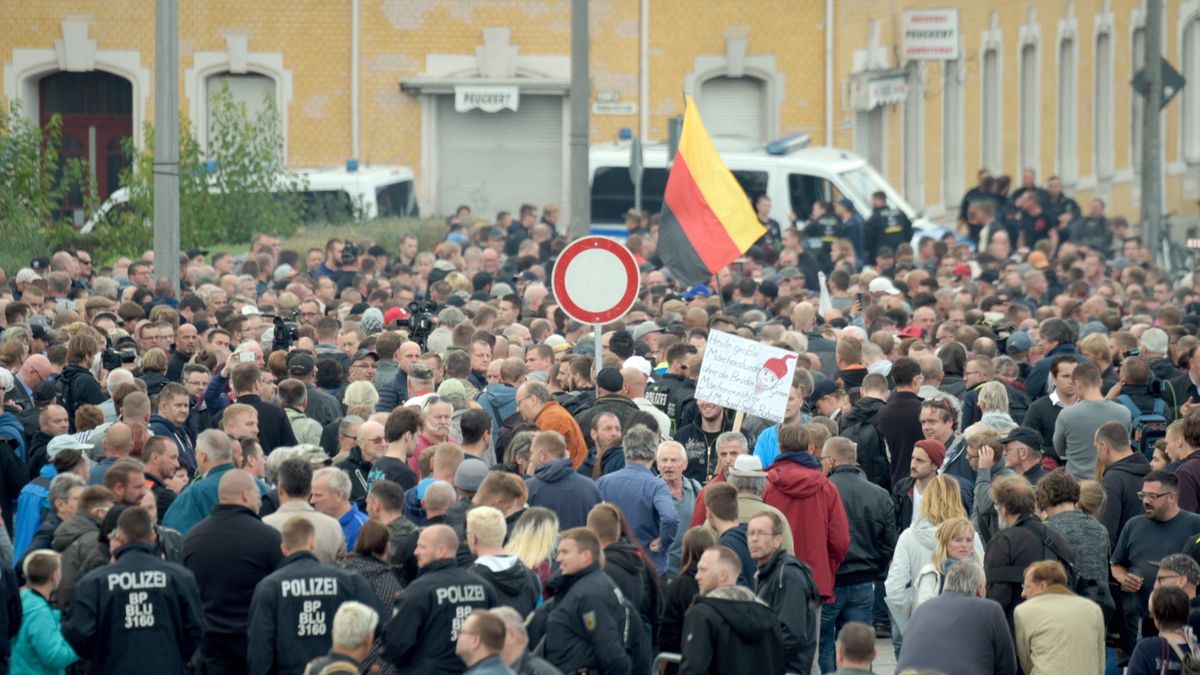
[475,383,518,441]
[338,504,369,550]
[597,463,679,572]
[1024,343,1087,400]
[163,464,241,534]
[525,459,602,531]
[11,588,78,675]
[149,414,197,477]
[0,411,27,462]
[13,465,55,562]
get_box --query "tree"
[0,102,96,271]
[98,84,305,259]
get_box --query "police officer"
[864,190,913,267]
[528,527,631,675]
[802,200,841,271]
[247,517,382,675]
[63,506,204,674]
[647,343,697,435]
[383,524,497,674]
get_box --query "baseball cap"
[1005,331,1034,356]
[728,454,767,478]
[241,305,262,317]
[953,262,972,278]
[384,306,411,326]
[777,266,801,279]
[273,264,297,283]
[1027,251,1050,270]
[0,367,14,394]
[350,350,379,364]
[47,435,93,460]
[14,268,40,284]
[1001,427,1044,454]
[899,325,923,339]
[807,379,839,408]
[454,459,490,491]
[186,248,209,259]
[408,363,434,381]
[596,367,625,393]
[632,321,664,342]
[1150,554,1200,587]
[491,282,515,298]
[287,352,316,376]
[436,378,467,401]
[682,285,713,300]
[868,277,901,296]
[623,356,653,379]
[299,445,333,467]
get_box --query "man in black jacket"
[466,506,540,618]
[863,191,912,267]
[248,517,381,675]
[821,437,897,674]
[384,524,496,673]
[60,333,105,432]
[183,469,284,675]
[646,343,698,434]
[225,362,297,454]
[1096,421,1152,551]
[63,506,204,674]
[527,527,631,675]
[681,545,786,674]
[748,511,820,675]
[837,373,891,490]
[876,358,926,488]
[575,367,641,437]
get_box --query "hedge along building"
[2,0,1197,231]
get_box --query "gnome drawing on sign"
[755,354,797,395]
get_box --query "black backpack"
[612,583,653,675]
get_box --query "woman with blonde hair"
[912,517,978,610]
[1077,479,1107,517]
[885,475,985,641]
[976,381,1016,432]
[504,506,560,599]
[342,380,380,413]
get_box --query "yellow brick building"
[2,0,1197,230]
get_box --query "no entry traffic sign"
[552,236,641,325]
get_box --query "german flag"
[658,96,765,286]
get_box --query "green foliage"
[0,101,98,271]
[97,85,306,260]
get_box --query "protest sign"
[695,330,798,423]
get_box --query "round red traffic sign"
[552,236,641,325]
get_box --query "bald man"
[182,468,284,675]
[13,353,52,411]
[384,524,497,672]
[623,367,672,441]
[89,421,132,485]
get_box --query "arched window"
[981,47,1001,172]
[698,75,767,143]
[1094,31,1114,179]
[1057,37,1078,183]
[1019,43,1040,173]
[205,72,277,148]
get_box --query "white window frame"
[1180,9,1200,165]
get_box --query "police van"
[589,134,943,241]
[80,164,418,233]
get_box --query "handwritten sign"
[695,330,798,423]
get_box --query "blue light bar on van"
[346,158,359,172]
[765,133,812,156]
[619,128,633,140]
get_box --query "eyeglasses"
[1138,490,1172,501]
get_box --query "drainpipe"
[825,0,835,145]
[640,0,649,141]
[351,0,360,161]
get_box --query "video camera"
[394,298,436,350]
[270,311,301,353]
[100,338,137,371]
[341,240,359,266]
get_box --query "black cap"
[287,352,316,376]
[186,248,209,259]
[1001,427,1044,454]
[367,244,388,257]
[350,349,379,364]
[473,271,494,289]
[32,381,58,404]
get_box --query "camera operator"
[336,241,362,293]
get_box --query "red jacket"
[689,473,727,527]
[763,452,850,603]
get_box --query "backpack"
[1037,527,1114,624]
[1115,394,1169,459]
[1166,638,1200,675]
[612,583,652,675]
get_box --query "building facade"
[2,0,1197,229]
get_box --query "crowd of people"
[0,176,1194,675]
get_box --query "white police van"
[81,164,418,234]
[589,134,943,241]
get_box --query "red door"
[39,71,133,224]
